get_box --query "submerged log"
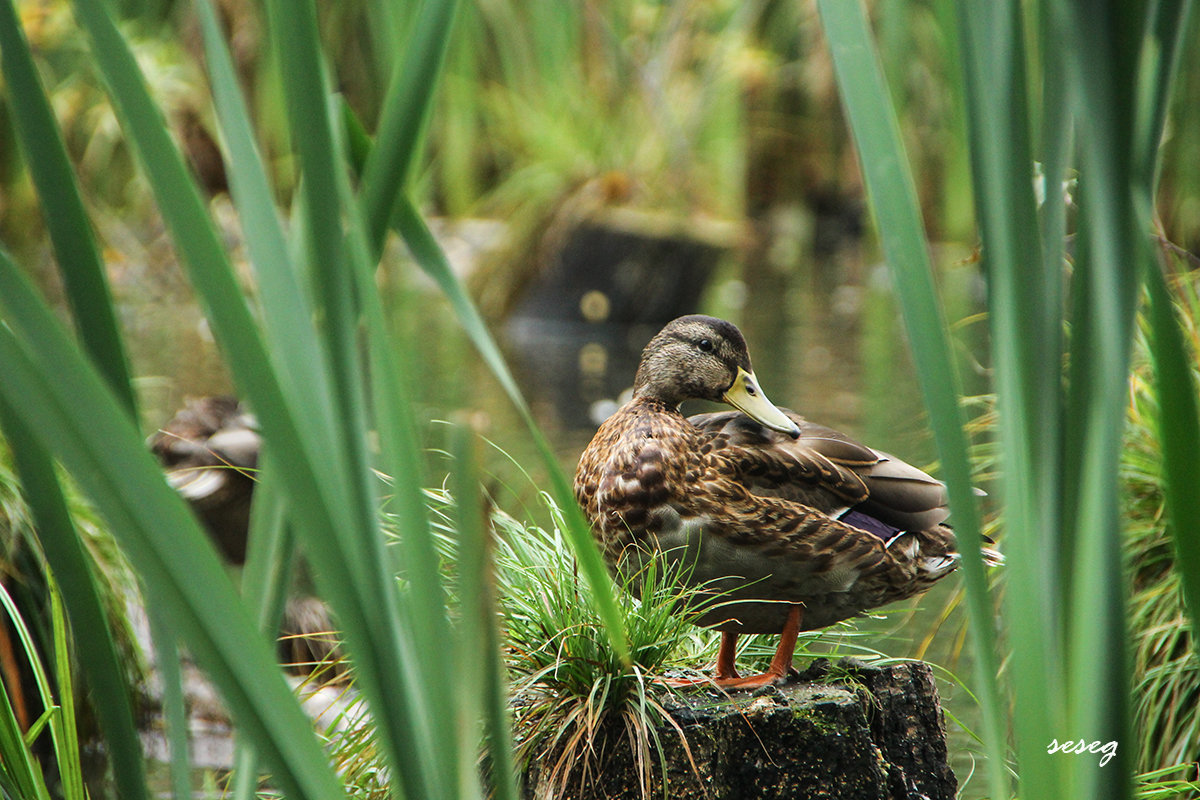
[523,658,957,800]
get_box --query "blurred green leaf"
[449,426,511,799]
[1056,2,1146,796]
[956,1,1077,796]
[361,0,462,255]
[0,0,135,413]
[1133,0,1200,662]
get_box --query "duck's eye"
[698,338,713,353]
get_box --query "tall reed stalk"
[820,1,1198,798]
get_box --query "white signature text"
[1047,738,1118,767]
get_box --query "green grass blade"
[0,400,150,800]
[360,0,462,256]
[0,0,135,413]
[816,4,1008,798]
[0,600,53,800]
[448,426,491,799]
[1143,263,1200,657]
[0,251,348,800]
[193,0,335,423]
[260,0,361,438]
[1035,3,1072,349]
[148,612,192,800]
[230,460,294,800]
[1134,0,1194,192]
[47,568,83,800]
[481,609,518,800]
[362,0,412,77]
[333,88,459,796]
[1133,0,1200,660]
[241,460,296,633]
[392,196,631,665]
[354,247,460,788]
[261,0,375,587]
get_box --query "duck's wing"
[688,410,949,532]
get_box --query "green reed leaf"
[817,4,1009,798]
[1134,0,1200,662]
[0,0,135,413]
[1143,262,1200,658]
[361,0,462,256]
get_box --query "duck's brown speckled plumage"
[574,316,999,683]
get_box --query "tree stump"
[523,658,957,800]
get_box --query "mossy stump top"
[523,658,957,800]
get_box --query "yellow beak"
[722,367,800,438]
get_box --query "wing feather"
[688,409,950,531]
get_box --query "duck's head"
[633,315,800,438]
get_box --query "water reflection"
[505,318,654,432]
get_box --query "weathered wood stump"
[523,658,957,800]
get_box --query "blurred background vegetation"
[2,0,1019,461]
[2,0,1200,798]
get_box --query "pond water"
[110,203,994,795]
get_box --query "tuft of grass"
[489,496,699,800]
[0,576,86,800]
[317,483,697,799]
[1134,764,1200,800]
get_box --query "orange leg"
[660,605,803,690]
[715,631,740,680]
[711,604,802,690]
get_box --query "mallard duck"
[574,315,1001,689]
[149,396,260,564]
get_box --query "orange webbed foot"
[661,605,804,693]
